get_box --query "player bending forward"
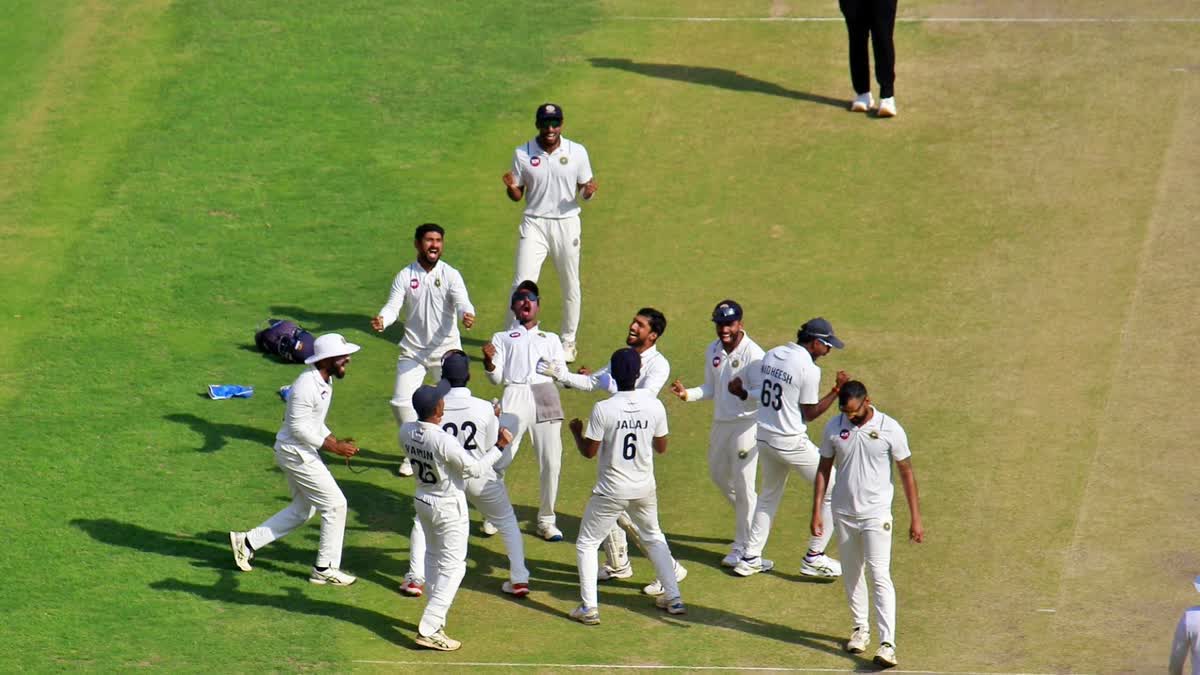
[812,380,923,668]
[402,382,514,651]
[567,348,685,625]
[400,351,531,599]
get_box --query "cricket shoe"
[642,562,688,596]
[733,556,774,577]
[481,519,499,536]
[537,523,564,542]
[877,97,897,118]
[846,625,870,653]
[399,573,424,597]
[874,642,898,668]
[229,531,253,572]
[800,553,842,578]
[655,594,687,615]
[502,580,530,598]
[415,629,461,652]
[598,563,633,581]
[396,458,414,477]
[309,567,356,586]
[569,604,600,625]
[850,91,874,112]
[721,548,743,568]
[562,341,578,363]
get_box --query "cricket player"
[1170,577,1200,675]
[483,280,569,541]
[402,381,515,651]
[502,102,597,362]
[729,317,848,579]
[541,308,688,595]
[400,351,531,599]
[812,380,923,668]
[372,223,476,477]
[566,348,685,625]
[670,299,765,568]
[229,333,361,586]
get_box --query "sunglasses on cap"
[816,337,835,349]
[537,119,562,128]
[512,291,539,303]
[712,306,739,322]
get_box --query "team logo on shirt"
[868,430,880,440]
[839,429,850,440]
[559,156,569,165]
[434,278,441,288]
[538,332,546,338]
[531,157,541,167]
[321,390,329,399]
[883,522,891,532]
[409,278,419,289]
[712,356,722,368]
[732,359,740,368]
[509,331,521,338]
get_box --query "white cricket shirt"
[377,260,475,366]
[585,390,669,500]
[1171,606,1200,675]
[400,420,502,502]
[485,324,566,386]
[684,333,765,422]
[562,345,670,396]
[753,342,822,450]
[275,366,333,455]
[511,137,594,218]
[440,388,500,462]
[818,408,912,519]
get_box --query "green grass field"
[3,0,1199,671]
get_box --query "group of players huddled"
[225,104,924,668]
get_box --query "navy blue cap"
[441,351,470,386]
[511,280,540,306]
[536,103,563,124]
[798,317,844,349]
[610,348,641,388]
[711,299,743,324]
[412,380,452,419]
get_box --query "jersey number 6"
[409,458,439,485]
[622,433,637,460]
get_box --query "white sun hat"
[305,333,361,364]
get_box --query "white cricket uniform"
[742,342,835,559]
[407,388,529,585]
[246,366,347,569]
[1172,606,1200,675]
[377,260,475,423]
[682,334,765,553]
[486,324,567,527]
[576,391,680,609]
[507,136,594,343]
[401,420,503,638]
[818,409,910,647]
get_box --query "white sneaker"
[396,458,414,477]
[877,97,897,118]
[655,594,687,615]
[309,567,356,586]
[721,549,743,568]
[415,629,461,651]
[569,604,600,625]
[537,523,564,542]
[874,642,898,667]
[399,572,424,597]
[846,625,870,653]
[501,580,530,598]
[598,563,633,581]
[642,562,688,596]
[800,553,842,578]
[850,91,873,112]
[229,531,253,572]
[562,341,577,363]
[733,556,774,577]
[481,519,499,536]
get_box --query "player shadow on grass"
[164,413,277,453]
[588,58,847,108]
[269,305,491,349]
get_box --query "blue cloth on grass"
[208,385,254,400]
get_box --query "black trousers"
[839,0,898,98]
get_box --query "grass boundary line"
[352,660,1090,674]
[611,15,1200,23]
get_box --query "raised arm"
[448,268,476,329]
[483,337,504,385]
[372,272,407,332]
[568,418,600,459]
[446,428,513,480]
[801,370,849,422]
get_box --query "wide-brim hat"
[304,333,362,364]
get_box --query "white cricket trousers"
[835,513,897,646]
[577,492,680,609]
[246,447,347,569]
[508,215,582,343]
[390,357,442,425]
[415,495,469,637]
[408,475,530,584]
[743,439,835,559]
[707,419,759,552]
[499,383,563,528]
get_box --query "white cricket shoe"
[850,91,874,112]
[309,567,356,586]
[501,580,530,598]
[874,642,898,667]
[229,531,253,572]
[396,458,414,477]
[733,556,774,577]
[800,553,842,578]
[846,625,870,653]
[598,563,633,581]
[415,629,461,651]
[642,562,688,596]
[399,572,424,597]
[562,341,578,363]
[655,594,687,615]
[877,97,897,118]
[569,604,600,625]
[481,519,499,536]
[537,523,564,542]
[721,548,743,568]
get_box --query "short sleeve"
[819,418,839,458]
[886,417,912,462]
[798,362,821,405]
[511,148,525,187]
[652,399,669,437]
[575,144,593,183]
[584,403,605,442]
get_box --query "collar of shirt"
[446,387,472,401]
[407,259,443,277]
[307,364,332,388]
[528,137,572,157]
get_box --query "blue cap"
[441,351,470,386]
[412,380,452,420]
[610,348,641,388]
[536,103,563,125]
[798,317,844,349]
[711,299,743,324]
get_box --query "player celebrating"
[670,299,765,568]
[729,317,848,579]
[228,334,361,586]
[501,102,597,362]
[402,381,514,651]
[567,348,685,625]
[400,351,532,599]
[483,280,569,541]
[372,223,476,477]
[812,381,923,668]
[541,308,687,595]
